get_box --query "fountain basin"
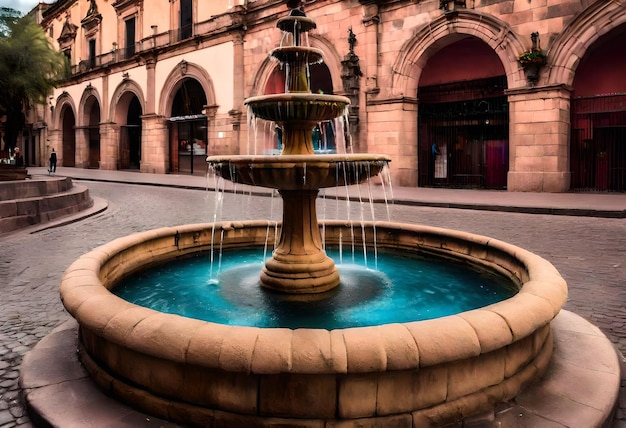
[244,93,350,123]
[208,154,391,189]
[60,220,567,427]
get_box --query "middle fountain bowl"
[243,93,350,124]
[207,154,391,190]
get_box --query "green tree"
[0,15,68,151]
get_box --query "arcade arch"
[111,82,146,170]
[85,98,101,169]
[59,104,76,168]
[77,88,102,169]
[569,24,626,192]
[417,37,508,189]
[160,62,215,175]
[391,11,520,189]
[392,11,526,99]
[251,36,344,154]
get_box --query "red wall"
[573,26,626,97]
[419,37,505,87]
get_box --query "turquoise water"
[113,248,517,329]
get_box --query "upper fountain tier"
[245,9,349,124]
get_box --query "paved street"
[0,175,624,426]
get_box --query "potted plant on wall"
[519,32,546,85]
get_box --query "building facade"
[22,0,626,192]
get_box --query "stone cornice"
[505,83,573,97]
[366,95,418,106]
[81,13,102,33]
[112,0,143,15]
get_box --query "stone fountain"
[56,3,570,427]
[208,6,389,294]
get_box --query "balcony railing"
[66,9,244,77]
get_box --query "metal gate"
[571,94,626,192]
[418,76,509,189]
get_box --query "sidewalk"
[28,166,626,218]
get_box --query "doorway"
[61,107,76,167]
[168,77,208,175]
[119,96,142,170]
[418,76,509,189]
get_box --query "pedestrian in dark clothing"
[49,148,57,174]
[14,148,24,166]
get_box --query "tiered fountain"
[207,6,390,294]
[58,3,568,427]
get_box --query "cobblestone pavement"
[1,181,624,427]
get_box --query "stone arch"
[76,85,102,168]
[51,92,76,131]
[107,80,146,171]
[249,34,345,97]
[159,60,217,117]
[109,79,146,124]
[77,86,102,127]
[310,34,344,93]
[546,0,626,86]
[392,10,527,97]
[53,93,78,167]
[249,56,277,97]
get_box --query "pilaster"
[74,126,89,168]
[98,122,119,170]
[507,84,572,192]
[145,55,157,115]
[365,97,418,186]
[140,114,168,173]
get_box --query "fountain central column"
[280,121,316,155]
[261,189,340,293]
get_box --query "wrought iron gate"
[571,94,626,192]
[418,76,509,189]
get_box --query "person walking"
[49,148,57,174]
[14,148,24,166]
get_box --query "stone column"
[261,189,340,294]
[365,97,418,186]
[507,84,572,192]
[145,55,157,114]
[74,126,89,168]
[140,114,168,173]
[98,122,119,170]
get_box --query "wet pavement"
[1,167,624,427]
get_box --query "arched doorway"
[85,97,101,168]
[264,62,337,153]
[417,38,509,189]
[570,25,626,192]
[169,77,208,175]
[120,95,142,170]
[61,106,76,167]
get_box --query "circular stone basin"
[113,248,517,329]
[244,93,350,123]
[207,154,391,189]
[60,220,567,427]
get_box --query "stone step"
[0,177,94,234]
